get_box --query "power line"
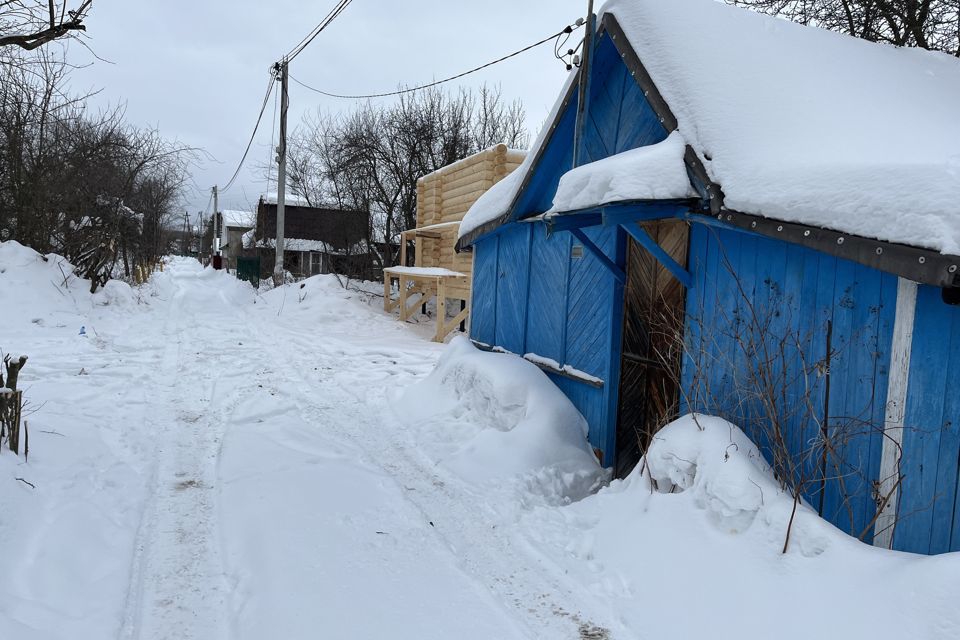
[265,78,280,197]
[285,0,354,62]
[288,22,583,100]
[220,75,277,194]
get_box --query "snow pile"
[548,130,695,213]
[397,337,604,501]
[601,0,960,253]
[261,192,310,206]
[0,241,94,328]
[91,279,138,307]
[524,414,960,640]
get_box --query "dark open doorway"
[614,220,690,479]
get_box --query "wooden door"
[615,220,690,479]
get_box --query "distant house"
[457,0,960,554]
[249,196,370,279]
[219,209,254,271]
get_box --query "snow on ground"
[525,415,960,640]
[2,239,959,640]
[0,242,612,639]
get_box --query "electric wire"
[285,0,354,62]
[283,0,342,59]
[201,190,213,216]
[265,80,279,198]
[288,22,583,100]
[220,75,277,194]
[218,0,351,200]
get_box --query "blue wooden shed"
[456,0,960,555]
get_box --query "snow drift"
[397,337,605,501]
[525,414,960,640]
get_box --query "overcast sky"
[67,0,586,216]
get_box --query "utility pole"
[212,185,220,257]
[272,58,290,286]
[573,0,595,168]
[182,210,190,255]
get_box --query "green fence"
[236,256,260,287]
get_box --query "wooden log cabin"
[383,144,525,342]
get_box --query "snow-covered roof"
[260,193,310,206]
[462,0,960,255]
[255,237,367,256]
[221,209,254,230]
[547,131,695,214]
[458,72,579,241]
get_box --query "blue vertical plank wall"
[525,225,569,360]
[682,224,898,545]
[470,235,498,347]
[895,285,960,554]
[464,29,672,462]
[494,226,532,354]
[465,21,960,554]
[468,220,622,460]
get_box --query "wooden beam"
[570,228,625,283]
[622,222,692,289]
[691,209,960,289]
[874,277,918,549]
[433,277,447,342]
[600,200,694,226]
[546,210,603,231]
[383,273,399,312]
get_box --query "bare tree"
[0,0,92,51]
[729,0,960,55]
[0,47,196,291]
[284,84,527,274]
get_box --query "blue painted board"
[896,285,956,554]
[525,225,569,362]
[494,225,532,354]
[470,236,499,346]
[681,223,895,547]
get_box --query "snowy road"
[1,254,615,640]
[6,248,959,640]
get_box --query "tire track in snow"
[245,318,621,640]
[118,270,239,640]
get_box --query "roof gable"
[458,25,676,245]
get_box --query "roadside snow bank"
[398,337,604,501]
[0,241,93,327]
[524,414,960,640]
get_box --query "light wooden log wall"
[390,144,525,342]
[414,143,525,277]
